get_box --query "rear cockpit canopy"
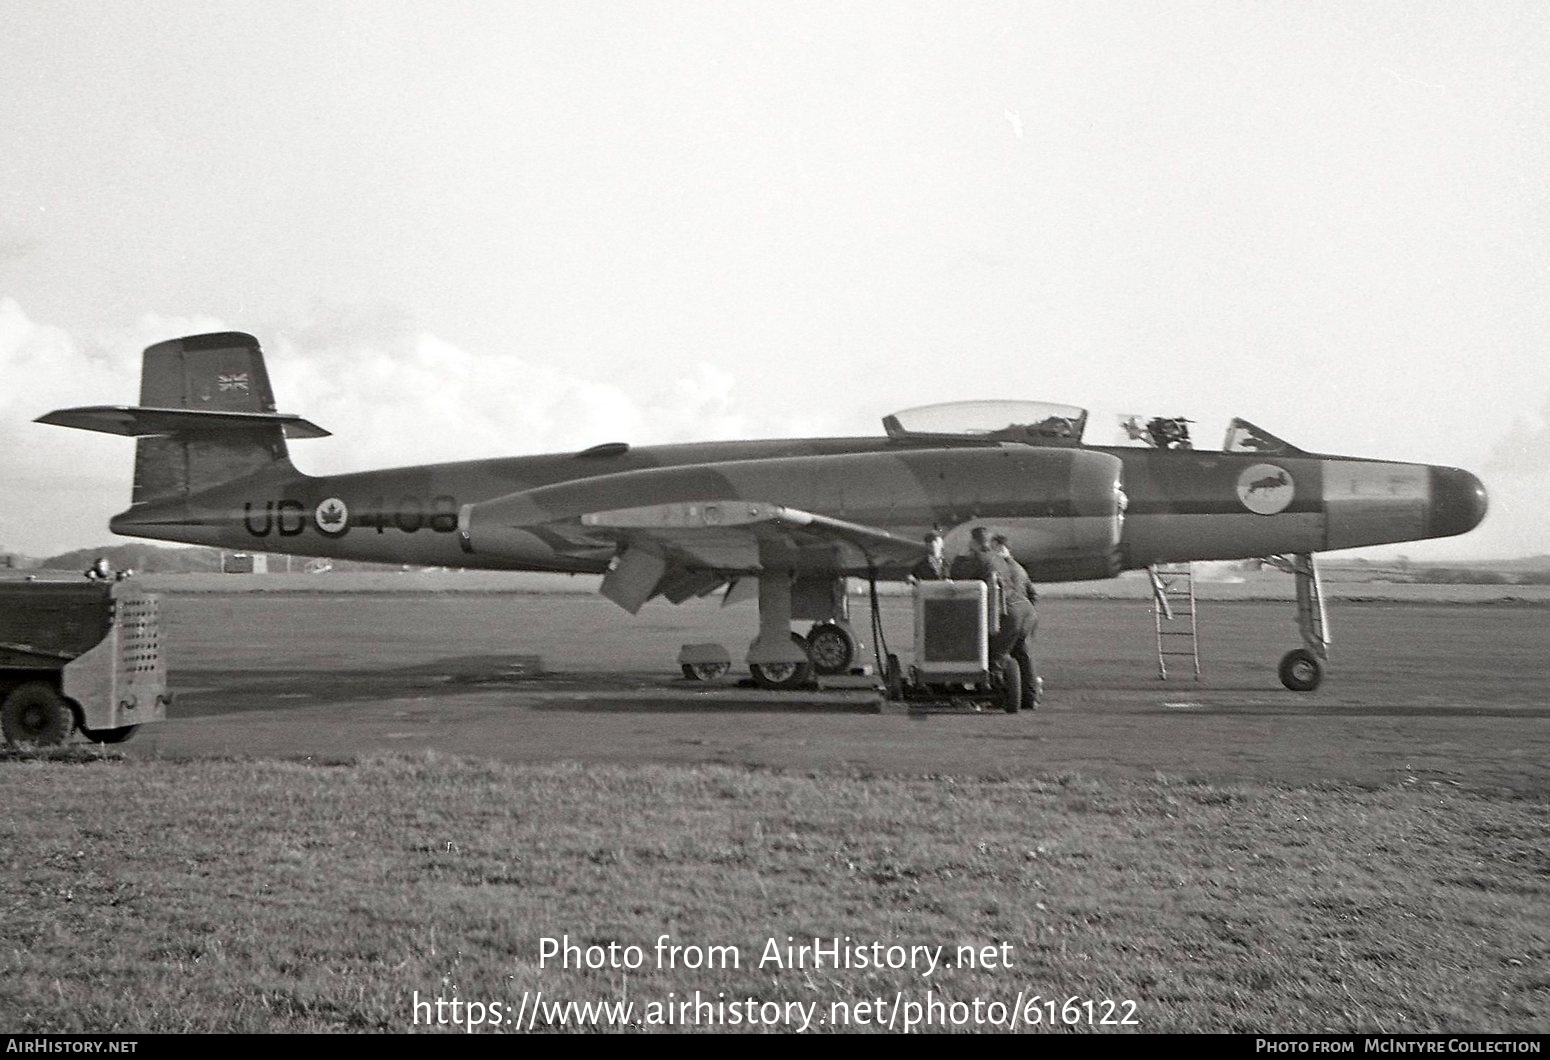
[883,401,1088,446]
[1110,414,1305,453]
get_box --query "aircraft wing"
[463,489,929,613]
[580,499,925,566]
[580,500,927,612]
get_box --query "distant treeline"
[33,545,410,575]
[1403,567,1550,586]
[39,544,225,574]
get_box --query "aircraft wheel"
[681,662,730,681]
[1278,648,1324,692]
[80,724,137,745]
[805,621,858,675]
[750,633,813,691]
[2,682,74,747]
[995,658,1022,714]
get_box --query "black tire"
[750,632,814,691]
[995,658,1022,714]
[2,682,74,746]
[681,662,729,681]
[1279,648,1324,692]
[805,622,858,675]
[80,725,137,745]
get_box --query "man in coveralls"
[951,527,1039,711]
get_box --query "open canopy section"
[1104,414,1306,453]
[883,401,1088,445]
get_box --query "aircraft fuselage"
[110,436,1487,579]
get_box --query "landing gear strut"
[744,573,861,689]
[1265,552,1329,692]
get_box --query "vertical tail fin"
[37,331,328,508]
[132,332,292,504]
[139,331,282,413]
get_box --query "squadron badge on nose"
[1236,464,1294,515]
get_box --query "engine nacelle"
[955,448,1124,582]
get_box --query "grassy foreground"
[0,752,1544,1034]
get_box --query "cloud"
[264,320,831,475]
[0,233,38,265]
[1485,394,1550,480]
[1455,392,1550,560]
[0,298,834,555]
[9,294,1536,561]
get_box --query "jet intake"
[999,449,1126,582]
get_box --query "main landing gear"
[741,574,863,690]
[1265,552,1329,692]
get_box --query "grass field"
[1,751,1544,1033]
[2,586,1546,1034]
[14,566,1550,605]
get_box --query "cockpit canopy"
[883,401,1088,446]
[882,401,1303,454]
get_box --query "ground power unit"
[889,579,1020,713]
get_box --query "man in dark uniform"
[948,526,993,581]
[908,531,949,582]
[953,527,1039,711]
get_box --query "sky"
[2,1,1547,560]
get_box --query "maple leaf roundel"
[314,497,350,536]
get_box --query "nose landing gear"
[1265,552,1329,692]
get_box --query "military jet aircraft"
[39,332,1487,692]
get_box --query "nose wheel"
[1266,553,1330,692]
[1278,648,1324,692]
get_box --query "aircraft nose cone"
[1429,466,1488,538]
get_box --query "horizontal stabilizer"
[37,405,331,439]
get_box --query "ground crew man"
[947,526,993,581]
[908,531,949,582]
[992,533,1042,707]
[952,527,1039,711]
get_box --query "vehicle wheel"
[681,662,730,681]
[750,633,814,691]
[995,658,1022,714]
[1278,648,1324,692]
[805,622,858,675]
[2,682,74,746]
[884,654,904,701]
[80,724,137,744]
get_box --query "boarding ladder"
[1149,562,1200,680]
